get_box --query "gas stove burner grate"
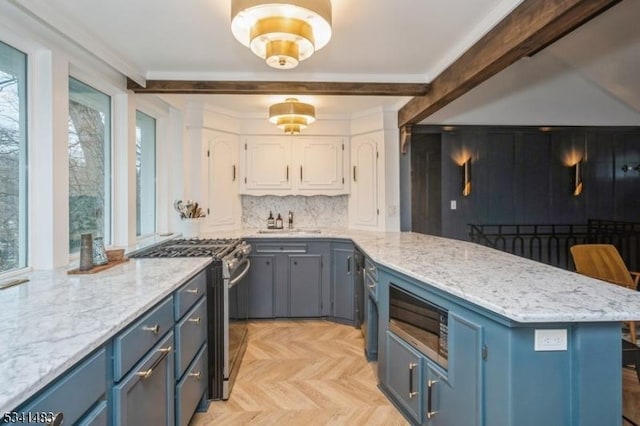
[169,238,241,247]
[130,238,241,259]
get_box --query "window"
[135,110,156,236]
[0,41,27,273]
[68,78,111,253]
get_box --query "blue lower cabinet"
[175,298,207,378]
[113,332,175,426]
[113,297,174,381]
[385,332,423,424]
[7,348,107,426]
[77,400,108,426]
[425,313,482,426]
[176,344,208,426]
[331,243,355,323]
[289,254,322,317]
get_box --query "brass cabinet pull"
[47,412,63,426]
[408,362,418,399]
[347,256,351,274]
[136,346,172,379]
[188,317,201,324]
[232,164,236,181]
[186,288,199,295]
[286,165,289,181]
[189,371,202,380]
[142,324,160,334]
[353,165,357,182]
[300,165,303,181]
[427,379,439,418]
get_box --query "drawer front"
[175,269,207,320]
[77,400,107,426]
[176,344,208,426]
[365,269,378,301]
[113,332,175,426]
[365,257,378,281]
[114,297,174,381]
[176,298,207,378]
[255,243,308,253]
[12,349,106,426]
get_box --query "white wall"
[423,53,640,126]
[422,1,640,126]
[0,2,186,270]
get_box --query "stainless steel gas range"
[130,238,252,400]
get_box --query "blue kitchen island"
[343,231,639,426]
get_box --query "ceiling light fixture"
[230,0,332,69]
[269,98,315,135]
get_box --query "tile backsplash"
[242,195,348,229]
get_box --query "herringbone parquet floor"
[623,367,640,425]
[191,320,640,425]
[190,320,408,426]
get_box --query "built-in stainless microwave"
[389,285,448,369]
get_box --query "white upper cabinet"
[240,136,347,195]
[244,137,292,191]
[204,130,241,230]
[349,133,379,228]
[295,137,344,192]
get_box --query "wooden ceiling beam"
[398,0,623,128]
[127,79,429,97]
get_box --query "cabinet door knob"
[47,412,63,426]
[293,261,298,266]
[188,317,201,324]
[266,261,270,265]
[142,324,160,334]
[189,371,202,380]
[186,288,200,295]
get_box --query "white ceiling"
[10,0,639,123]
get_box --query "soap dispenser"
[276,213,283,229]
[267,211,275,229]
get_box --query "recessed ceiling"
[12,0,526,117]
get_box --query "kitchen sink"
[257,228,321,234]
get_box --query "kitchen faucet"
[288,211,294,229]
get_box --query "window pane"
[0,41,27,273]
[68,78,111,253]
[136,110,156,236]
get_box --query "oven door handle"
[229,259,251,288]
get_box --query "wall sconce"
[621,164,640,173]
[462,159,471,197]
[572,160,583,196]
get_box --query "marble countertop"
[2,227,639,413]
[227,228,640,323]
[348,231,640,323]
[0,257,211,414]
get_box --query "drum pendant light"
[231,0,332,69]
[269,98,316,135]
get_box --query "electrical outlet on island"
[534,329,568,351]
